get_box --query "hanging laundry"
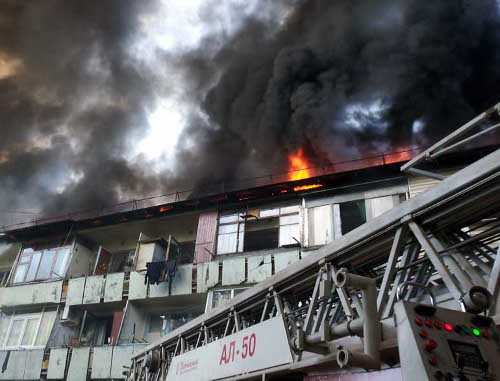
[144,260,177,286]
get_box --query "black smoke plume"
[1,0,500,227]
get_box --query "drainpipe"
[333,268,381,370]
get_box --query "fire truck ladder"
[127,103,500,381]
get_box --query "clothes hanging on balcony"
[144,260,177,286]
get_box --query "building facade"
[0,148,484,380]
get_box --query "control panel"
[395,300,500,381]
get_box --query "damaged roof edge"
[2,144,495,242]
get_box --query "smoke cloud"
[1,0,500,227]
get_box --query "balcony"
[0,280,63,308]
[0,343,147,380]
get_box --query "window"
[146,309,203,337]
[217,205,300,255]
[217,214,245,254]
[12,246,71,284]
[260,205,301,247]
[0,308,57,349]
[209,288,249,311]
[244,218,279,251]
[339,200,367,235]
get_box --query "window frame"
[12,245,71,284]
[216,213,245,255]
[259,205,301,247]
[146,308,204,337]
[205,287,249,312]
[1,309,45,349]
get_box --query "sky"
[1,0,500,229]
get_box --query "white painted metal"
[274,250,300,273]
[222,258,245,286]
[67,347,91,381]
[64,277,85,318]
[307,205,333,246]
[196,261,219,293]
[166,317,293,381]
[396,300,500,380]
[24,349,44,380]
[366,195,399,220]
[247,255,272,283]
[111,345,135,379]
[171,264,193,295]
[83,275,105,304]
[104,272,125,302]
[0,280,63,308]
[47,348,69,379]
[0,350,28,380]
[128,272,147,300]
[91,346,113,379]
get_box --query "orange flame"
[293,184,323,192]
[288,148,311,181]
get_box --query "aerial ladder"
[127,103,500,381]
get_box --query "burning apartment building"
[1,0,500,379]
[0,140,497,380]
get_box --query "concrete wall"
[0,280,62,308]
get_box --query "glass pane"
[25,251,42,282]
[212,290,232,309]
[280,205,300,214]
[13,264,29,283]
[260,208,279,218]
[217,233,237,254]
[233,288,247,297]
[36,249,56,279]
[279,223,300,246]
[0,314,12,347]
[6,319,23,347]
[280,214,299,226]
[52,248,70,278]
[21,318,39,346]
[19,254,32,264]
[219,214,239,224]
[35,310,57,346]
[219,224,238,234]
[165,313,189,334]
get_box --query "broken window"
[259,205,301,247]
[12,245,71,284]
[0,308,57,349]
[171,241,196,264]
[244,218,279,251]
[339,200,367,235]
[109,250,135,273]
[216,214,245,254]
